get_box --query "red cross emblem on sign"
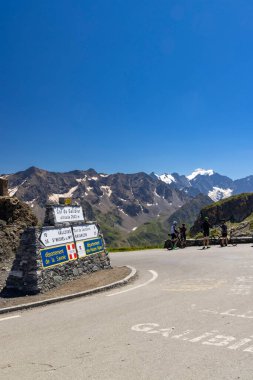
[67,243,77,260]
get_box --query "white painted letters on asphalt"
[131,323,253,354]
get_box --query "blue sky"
[1,0,253,179]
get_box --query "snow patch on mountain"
[157,173,176,184]
[76,177,87,183]
[208,187,233,201]
[25,198,37,208]
[100,186,112,197]
[0,175,10,179]
[9,186,19,197]
[118,198,127,202]
[187,168,214,181]
[48,185,79,203]
[154,190,161,198]
[8,179,27,196]
[119,208,128,216]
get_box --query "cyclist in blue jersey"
[170,221,179,249]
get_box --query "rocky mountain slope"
[4,167,190,246]
[167,194,213,229]
[190,193,253,237]
[122,194,212,247]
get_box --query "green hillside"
[97,194,214,249]
[190,192,253,237]
[167,194,212,230]
[126,217,167,248]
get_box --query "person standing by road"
[220,220,228,247]
[180,223,187,248]
[170,221,179,249]
[201,217,211,250]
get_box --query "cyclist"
[170,221,179,249]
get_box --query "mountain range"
[155,168,253,201]
[1,166,253,247]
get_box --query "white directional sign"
[73,224,99,241]
[40,227,74,247]
[53,206,84,223]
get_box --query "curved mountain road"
[1,244,253,379]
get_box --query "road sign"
[76,237,104,257]
[40,245,70,268]
[73,224,99,241]
[53,206,84,223]
[40,227,74,247]
[84,237,104,256]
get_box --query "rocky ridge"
[5,167,189,241]
[190,193,253,237]
[0,196,38,263]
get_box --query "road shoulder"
[0,265,137,314]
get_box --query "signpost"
[39,205,106,268]
[53,206,84,223]
[73,224,99,241]
[40,227,74,247]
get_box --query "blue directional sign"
[40,244,69,268]
[83,238,104,256]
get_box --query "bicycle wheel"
[164,239,173,250]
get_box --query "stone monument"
[5,200,111,294]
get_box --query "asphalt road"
[1,244,253,380]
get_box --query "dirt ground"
[0,266,131,309]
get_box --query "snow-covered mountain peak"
[157,173,176,184]
[208,187,233,202]
[187,168,214,181]
[159,173,176,183]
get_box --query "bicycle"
[209,232,237,247]
[209,234,221,246]
[164,233,186,250]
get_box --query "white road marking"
[131,323,253,354]
[230,276,253,295]
[106,270,158,297]
[200,307,253,319]
[162,278,225,292]
[0,315,20,322]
